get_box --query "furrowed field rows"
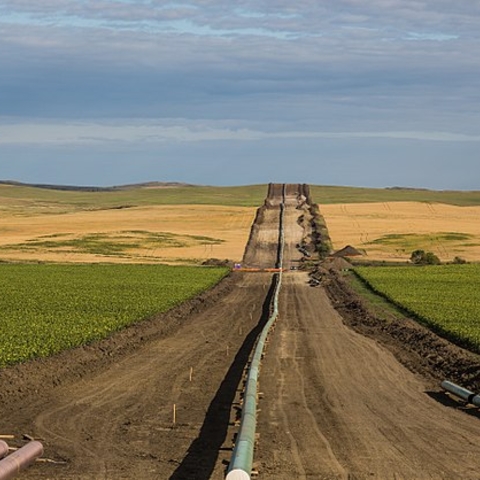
[354,264,480,350]
[0,264,228,366]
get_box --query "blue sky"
[1,0,479,189]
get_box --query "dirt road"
[2,183,480,479]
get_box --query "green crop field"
[0,264,228,367]
[354,264,480,350]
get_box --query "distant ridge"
[0,180,194,192]
[386,186,431,192]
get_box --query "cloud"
[1,1,477,86]
[0,1,479,187]
[2,119,480,146]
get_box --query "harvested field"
[0,205,256,264]
[321,201,480,262]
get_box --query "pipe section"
[0,442,8,460]
[441,380,480,407]
[226,185,286,480]
[227,469,251,480]
[0,441,43,480]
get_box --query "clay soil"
[2,185,480,479]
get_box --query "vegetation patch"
[0,231,224,257]
[354,264,480,352]
[0,263,228,367]
[369,232,474,246]
[366,232,477,257]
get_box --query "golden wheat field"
[321,201,480,262]
[0,205,256,264]
[2,186,480,265]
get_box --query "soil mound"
[322,256,352,271]
[332,245,363,257]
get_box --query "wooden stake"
[189,367,193,382]
[173,404,176,425]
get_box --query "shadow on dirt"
[168,274,278,480]
[426,390,480,420]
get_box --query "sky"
[1,0,480,189]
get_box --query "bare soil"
[256,272,480,479]
[2,184,480,479]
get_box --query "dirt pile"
[332,244,363,257]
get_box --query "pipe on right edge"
[441,380,480,407]
[0,441,44,480]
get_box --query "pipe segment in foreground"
[226,186,286,480]
[441,380,480,407]
[0,442,8,460]
[0,441,43,480]
[226,273,282,479]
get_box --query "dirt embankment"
[324,269,480,392]
[310,194,480,391]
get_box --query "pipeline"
[226,185,286,480]
[0,442,8,460]
[441,380,480,408]
[0,441,43,480]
